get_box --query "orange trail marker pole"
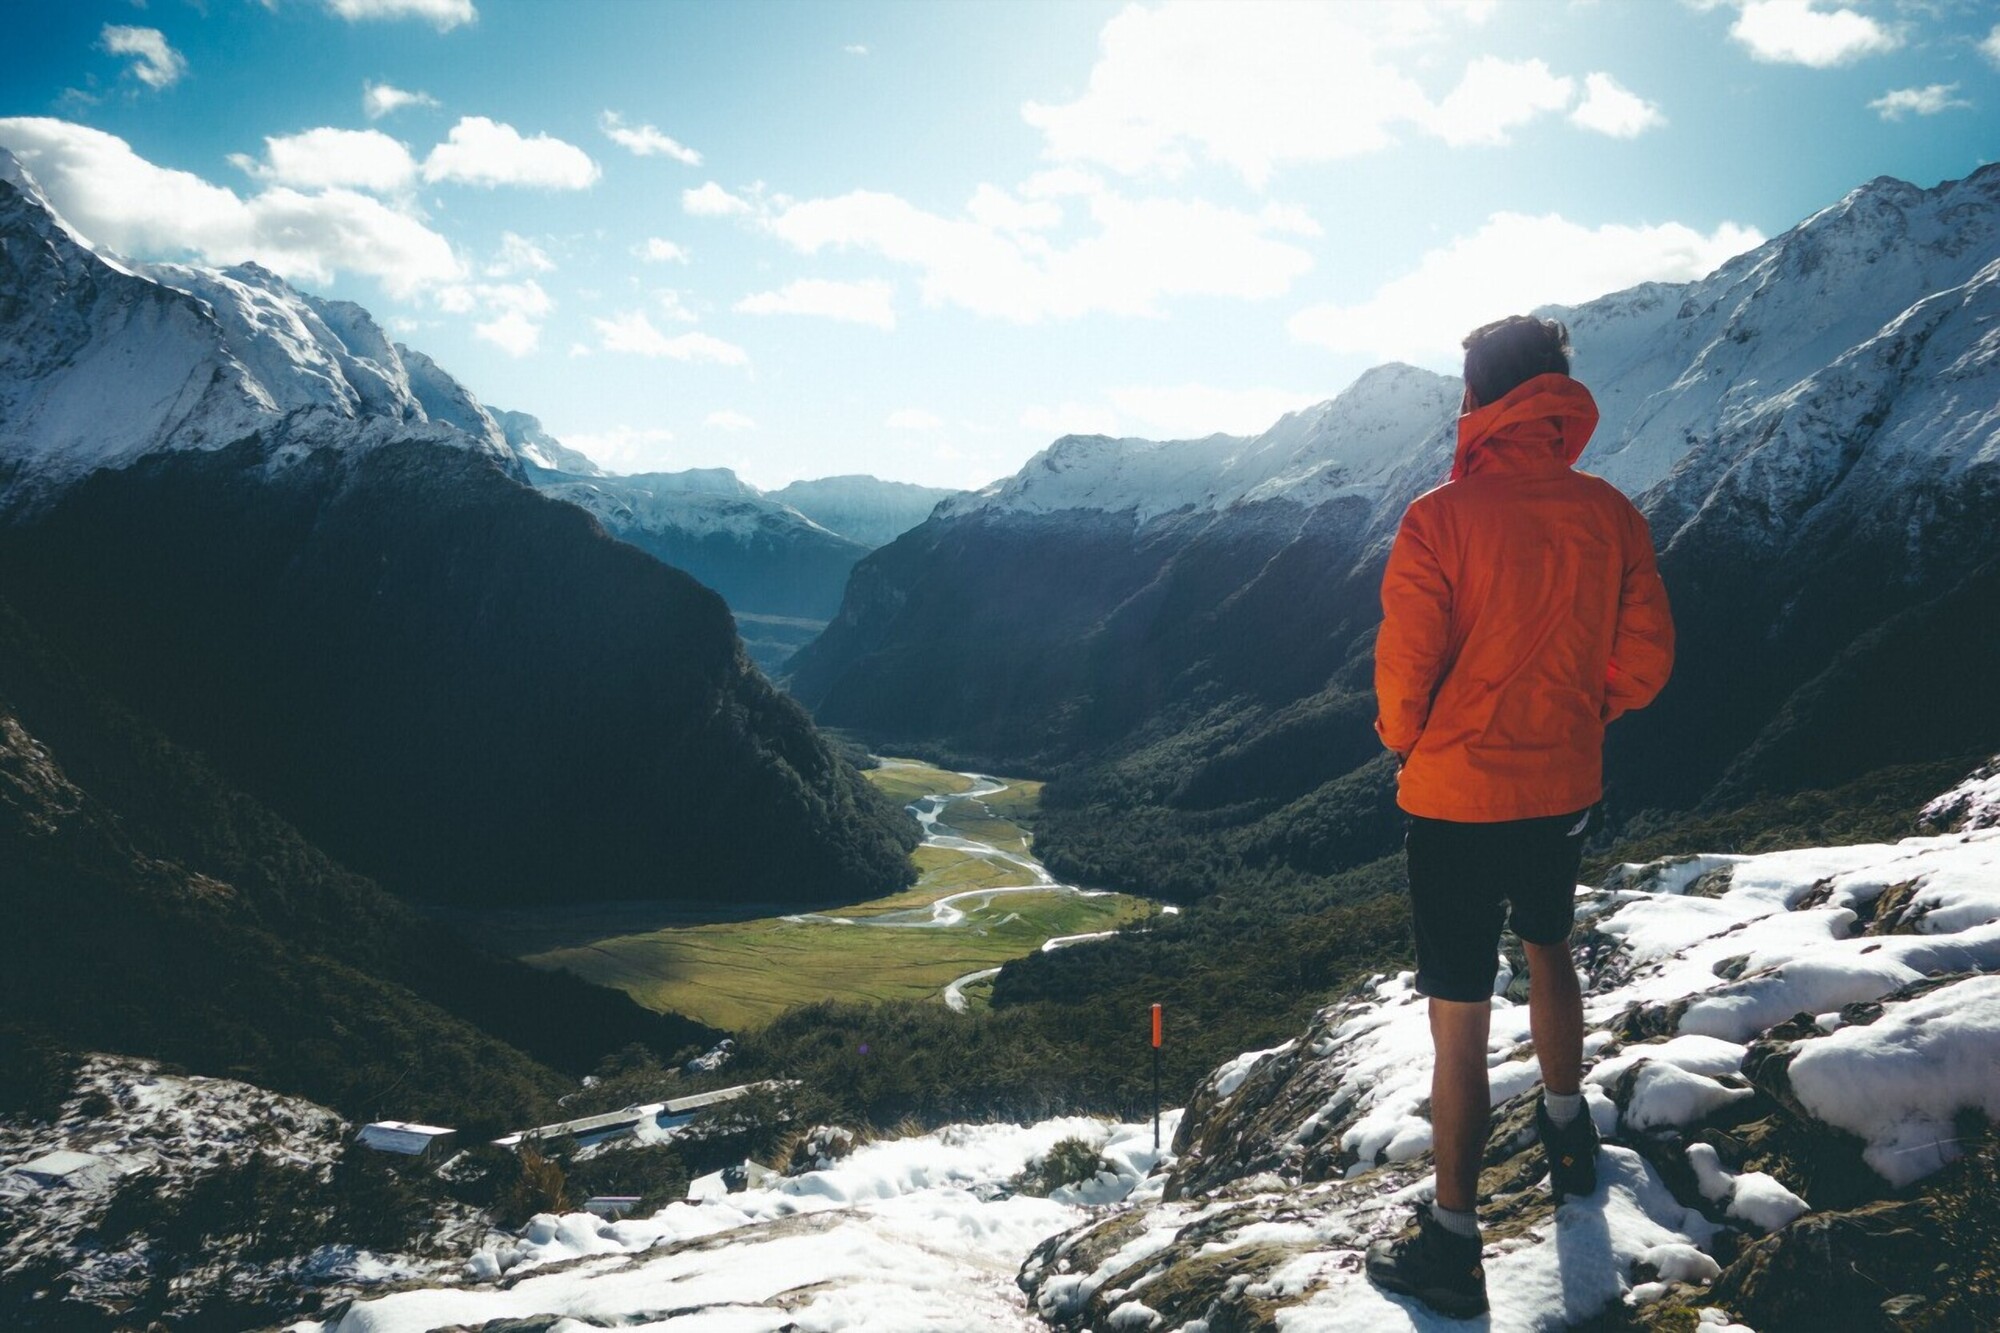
[1151,1003,1163,1151]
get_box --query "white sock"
[1431,1203,1480,1239]
[1544,1090,1584,1126]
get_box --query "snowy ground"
[1023,801,2000,1331]
[302,1114,1180,1333]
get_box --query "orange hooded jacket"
[1374,373,1674,822]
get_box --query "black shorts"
[1405,806,1594,1003]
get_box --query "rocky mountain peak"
[0,153,519,510]
[497,408,605,476]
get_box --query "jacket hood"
[1451,373,1600,481]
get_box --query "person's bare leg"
[1524,939,1583,1095]
[1429,997,1492,1214]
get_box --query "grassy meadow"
[508,759,1151,1031]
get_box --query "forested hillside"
[0,593,719,1134]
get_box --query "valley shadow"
[431,896,857,956]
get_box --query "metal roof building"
[492,1082,775,1150]
[357,1121,458,1158]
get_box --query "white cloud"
[1288,211,1763,366]
[1257,201,1322,238]
[1983,24,2000,67]
[1425,56,1574,147]
[555,425,675,473]
[1019,167,1103,199]
[600,111,702,166]
[766,185,1313,323]
[1570,72,1666,138]
[886,408,943,430]
[363,81,438,119]
[636,236,689,263]
[1020,2,1599,186]
[967,184,1063,233]
[735,278,897,330]
[439,278,552,356]
[1728,0,1899,67]
[1021,402,1123,438]
[594,310,749,365]
[1108,384,1324,437]
[0,117,461,298]
[480,279,553,318]
[488,231,554,276]
[684,181,754,216]
[229,127,417,192]
[325,0,476,32]
[1022,1,1430,185]
[1868,83,1970,120]
[474,309,539,356]
[422,117,599,189]
[655,289,700,323]
[705,410,756,431]
[100,25,186,90]
[844,43,869,56]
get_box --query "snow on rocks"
[0,1056,367,1324]
[1025,808,2000,1330]
[1686,1143,1811,1233]
[1782,973,2000,1187]
[0,1056,342,1194]
[305,1115,1177,1333]
[1610,1060,1756,1133]
[1210,1041,1298,1099]
[1920,755,2000,832]
[1276,1149,1721,1333]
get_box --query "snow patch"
[1785,973,2000,1186]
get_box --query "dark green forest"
[0,592,718,1136]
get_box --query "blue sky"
[3,0,1995,489]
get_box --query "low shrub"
[1017,1136,1111,1197]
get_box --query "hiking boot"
[1365,1203,1488,1318]
[1537,1094,1600,1202]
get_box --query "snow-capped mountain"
[0,151,918,910]
[0,153,518,509]
[497,408,604,475]
[0,142,951,672]
[1568,174,2000,513]
[524,461,958,567]
[771,474,961,549]
[528,463,870,656]
[938,362,1459,526]
[532,464,851,545]
[511,443,961,668]
[789,166,2000,875]
[0,136,951,683]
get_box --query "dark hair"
[1461,315,1572,408]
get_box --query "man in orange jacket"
[1365,315,1675,1318]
